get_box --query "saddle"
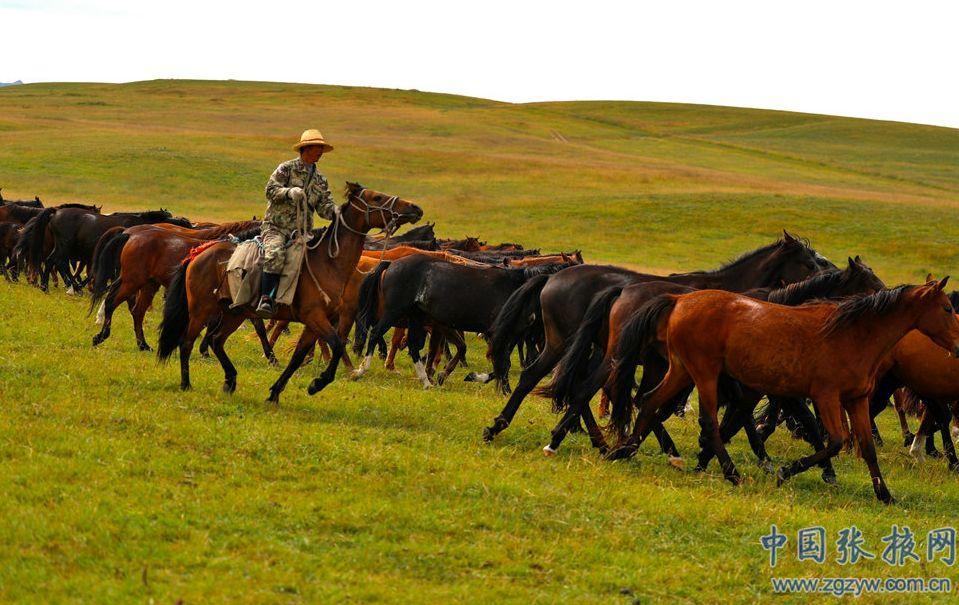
[224,235,307,310]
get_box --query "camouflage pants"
[261,226,289,274]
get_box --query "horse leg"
[266,328,318,405]
[776,393,845,486]
[352,311,399,380]
[928,400,959,472]
[335,308,356,372]
[425,330,442,380]
[436,329,467,386]
[250,318,279,366]
[178,317,208,391]
[304,311,345,395]
[846,396,894,504]
[483,344,564,442]
[92,279,135,347]
[268,319,287,348]
[405,319,433,389]
[130,282,159,351]
[781,397,837,485]
[606,356,694,461]
[893,389,915,447]
[384,327,405,371]
[209,313,246,394]
[545,359,613,455]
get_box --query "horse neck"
[671,250,784,291]
[834,298,925,371]
[306,205,370,285]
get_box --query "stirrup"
[255,296,275,318]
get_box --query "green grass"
[2,80,959,603]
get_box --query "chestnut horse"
[156,182,423,402]
[867,327,959,472]
[606,279,959,504]
[88,220,262,351]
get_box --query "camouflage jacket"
[264,158,335,235]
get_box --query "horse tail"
[14,207,54,274]
[157,259,191,362]
[537,286,623,412]
[88,228,128,314]
[353,261,391,355]
[488,274,549,390]
[607,294,677,441]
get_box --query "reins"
[300,188,404,300]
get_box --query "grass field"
[2,80,959,603]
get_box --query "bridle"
[306,187,405,259]
[300,187,411,299]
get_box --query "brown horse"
[606,279,959,504]
[361,245,488,267]
[156,182,423,402]
[869,328,959,471]
[88,220,261,351]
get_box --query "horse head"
[343,181,423,233]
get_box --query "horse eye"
[945,305,954,313]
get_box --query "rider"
[256,129,336,317]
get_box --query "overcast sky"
[3,0,958,128]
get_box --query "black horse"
[482,231,832,444]
[18,206,191,292]
[353,255,576,388]
[364,222,437,250]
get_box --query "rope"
[299,190,404,302]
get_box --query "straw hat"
[292,129,334,153]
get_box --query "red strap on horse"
[182,239,221,265]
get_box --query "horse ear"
[937,276,950,291]
[854,255,861,262]
[782,229,796,242]
[847,256,856,267]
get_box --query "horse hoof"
[223,381,236,394]
[180,383,192,392]
[139,344,153,352]
[776,467,789,487]
[436,371,447,386]
[542,445,557,457]
[482,427,495,443]
[605,446,635,461]
[758,459,775,475]
[463,372,477,383]
[268,356,279,367]
[668,456,685,470]
[822,471,838,486]
[902,432,915,448]
[91,336,102,347]
[928,449,943,459]
[693,464,706,473]
[726,474,742,486]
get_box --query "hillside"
[1,80,958,280]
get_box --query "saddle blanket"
[224,235,306,310]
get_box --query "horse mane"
[110,209,171,220]
[512,262,574,281]
[344,181,364,199]
[56,203,101,211]
[821,285,912,335]
[674,236,811,277]
[767,268,846,305]
[231,226,262,242]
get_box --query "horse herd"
[4,185,959,504]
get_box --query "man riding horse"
[256,129,336,317]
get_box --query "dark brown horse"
[483,232,830,444]
[606,280,959,504]
[156,183,423,402]
[88,220,261,351]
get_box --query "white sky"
[2,0,958,128]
